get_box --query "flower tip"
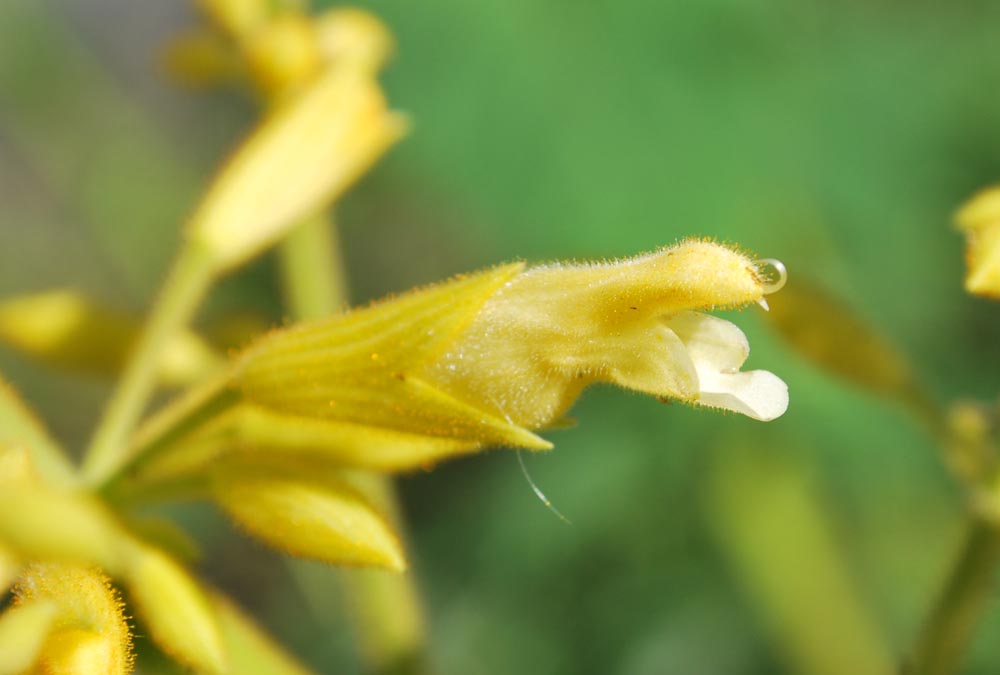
[650,240,766,309]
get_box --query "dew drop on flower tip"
[757,258,787,294]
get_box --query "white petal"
[665,312,749,372]
[695,369,789,421]
[665,312,788,421]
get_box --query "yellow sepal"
[0,484,125,574]
[236,262,550,449]
[215,404,496,470]
[212,458,407,571]
[0,377,74,486]
[122,545,225,674]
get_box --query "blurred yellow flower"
[956,185,1000,298]
[188,64,405,274]
[10,563,132,675]
[0,289,220,385]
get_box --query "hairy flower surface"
[426,240,788,425]
[233,240,787,470]
[11,563,132,675]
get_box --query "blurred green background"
[3,0,1000,672]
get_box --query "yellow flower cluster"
[0,1,409,671]
[111,241,787,494]
[0,0,791,673]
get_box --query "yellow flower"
[9,563,132,675]
[956,185,1000,298]
[425,240,789,425]
[0,289,219,386]
[230,240,787,470]
[188,64,406,274]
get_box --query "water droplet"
[757,258,787,294]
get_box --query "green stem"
[98,374,240,501]
[278,211,349,320]
[910,516,1000,675]
[276,214,431,675]
[82,240,216,484]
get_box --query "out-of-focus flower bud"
[12,563,132,675]
[212,457,406,570]
[0,289,221,386]
[242,12,322,98]
[196,0,269,40]
[956,185,1000,298]
[315,8,395,73]
[189,66,406,273]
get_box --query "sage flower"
[232,240,788,470]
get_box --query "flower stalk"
[82,240,217,484]
[910,516,1000,675]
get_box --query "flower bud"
[189,66,406,273]
[242,12,322,97]
[315,8,394,73]
[0,289,220,386]
[212,458,406,570]
[12,563,132,675]
[956,185,1000,298]
[196,0,269,39]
